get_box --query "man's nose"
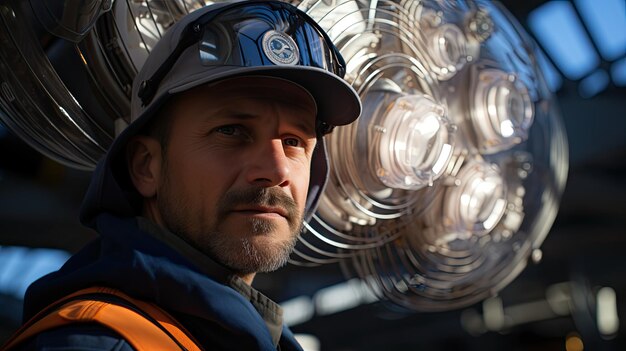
[246,139,290,187]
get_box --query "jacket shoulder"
[9,323,135,351]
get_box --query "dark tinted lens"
[197,3,341,73]
[140,1,345,106]
[199,24,231,65]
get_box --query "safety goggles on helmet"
[137,0,347,109]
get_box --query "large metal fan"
[0,0,567,312]
[291,0,569,311]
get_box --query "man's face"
[154,77,317,275]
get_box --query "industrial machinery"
[0,0,567,311]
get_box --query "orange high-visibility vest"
[1,287,202,351]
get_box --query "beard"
[157,167,303,275]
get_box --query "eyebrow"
[209,110,317,137]
[291,118,316,138]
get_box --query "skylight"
[578,69,610,98]
[574,0,626,61]
[0,246,70,299]
[611,57,626,86]
[528,1,600,80]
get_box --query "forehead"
[171,76,317,118]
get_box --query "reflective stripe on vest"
[1,287,202,351]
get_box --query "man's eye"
[283,137,301,147]
[215,125,241,136]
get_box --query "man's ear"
[126,136,163,198]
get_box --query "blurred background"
[0,0,625,350]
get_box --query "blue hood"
[23,214,302,350]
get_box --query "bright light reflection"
[483,199,506,230]
[528,1,599,79]
[597,287,619,337]
[418,113,441,137]
[460,194,471,211]
[313,278,376,315]
[469,179,497,222]
[378,95,452,189]
[394,139,407,152]
[454,165,506,233]
[432,143,452,175]
[281,296,314,326]
[500,120,514,137]
[314,279,362,315]
[487,102,498,118]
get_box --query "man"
[4,1,360,350]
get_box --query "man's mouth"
[232,205,288,218]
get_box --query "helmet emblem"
[262,30,300,65]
